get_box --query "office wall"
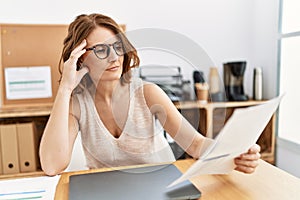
[252,0,279,99]
[0,0,279,99]
[276,138,300,178]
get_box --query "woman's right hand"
[60,39,89,92]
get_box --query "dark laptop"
[69,164,201,200]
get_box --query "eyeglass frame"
[85,40,125,60]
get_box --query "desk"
[55,159,300,200]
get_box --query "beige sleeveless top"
[74,77,175,169]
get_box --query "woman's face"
[82,26,124,84]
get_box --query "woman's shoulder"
[130,77,160,94]
[137,79,170,106]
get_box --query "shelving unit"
[0,105,51,177]
[0,23,66,178]
[175,100,276,164]
[0,100,276,178]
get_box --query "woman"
[39,13,260,176]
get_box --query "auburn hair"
[59,13,140,82]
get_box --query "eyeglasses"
[86,41,125,59]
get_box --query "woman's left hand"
[234,144,261,174]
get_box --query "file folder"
[16,123,38,172]
[0,124,20,174]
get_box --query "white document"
[169,95,284,187]
[0,175,60,200]
[4,66,52,100]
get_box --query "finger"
[77,66,89,79]
[70,49,86,61]
[73,39,87,53]
[235,158,259,168]
[69,40,87,60]
[234,165,256,174]
[241,151,261,160]
[237,144,261,158]
[249,144,261,153]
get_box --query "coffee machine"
[223,61,248,101]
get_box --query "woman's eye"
[115,46,123,51]
[95,49,106,53]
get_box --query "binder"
[0,124,20,174]
[16,123,38,172]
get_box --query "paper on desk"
[0,175,60,200]
[169,95,284,187]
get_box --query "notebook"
[69,164,201,200]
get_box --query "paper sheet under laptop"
[169,95,283,187]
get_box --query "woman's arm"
[143,82,261,173]
[143,82,207,158]
[39,88,78,176]
[39,40,89,176]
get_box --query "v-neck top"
[74,77,175,169]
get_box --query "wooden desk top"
[55,159,300,200]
